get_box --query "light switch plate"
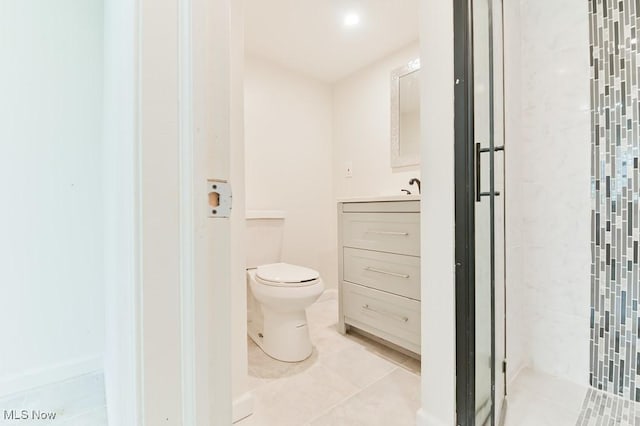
[345,161,353,178]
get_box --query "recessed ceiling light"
[343,12,360,27]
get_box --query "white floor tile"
[241,299,421,426]
[319,345,398,389]
[310,369,420,426]
[247,363,359,426]
[503,367,640,426]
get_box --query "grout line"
[305,366,401,424]
[246,299,421,425]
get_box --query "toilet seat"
[256,262,320,287]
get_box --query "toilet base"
[246,267,323,363]
[248,307,313,362]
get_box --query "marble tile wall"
[504,0,527,384]
[513,0,591,385]
[589,0,640,401]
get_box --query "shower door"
[454,0,505,424]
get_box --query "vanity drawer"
[342,212,420,256]
[343,247,420,300]
[342,282,420,351]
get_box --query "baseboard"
[232,391,254,423]
[317,288,338,303]
[0,356,102,398]
[416,408,450,426]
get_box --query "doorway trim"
[103,0,236,424]
[102,0,142,423]
[416,0,457,424]
[178,0,198,424]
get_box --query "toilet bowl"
[247,262,324,362]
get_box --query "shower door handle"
[475,143,503,202]
[476,143,482,202]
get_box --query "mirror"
[391,58,421,168]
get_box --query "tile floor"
[237,298,421,426]
[0,372,107,426]
[504,368,588,426]
[11,301,638,426]
[504,368,640,426]
[576,387,640,425]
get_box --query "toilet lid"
[256,262,319,285]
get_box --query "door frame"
[104,1,510,425]
[453,0,507,424]
[102,0,143,423]
[103,0,236,424]
[453,0,478,423]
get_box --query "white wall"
[505,0,591,386]
[333,41,421,199]
[0,0,104,395]
[244,55,337,289]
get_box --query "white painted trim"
[133,0,143,422]
[103,0,142,423]
[418,0,457,424]
[232,392,254,423]
[191,0,236,423]
[178,0,197,424]
[317,288,339,303]
[245,210,286,219]
[0,357,102,398]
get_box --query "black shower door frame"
[454,0,500,424]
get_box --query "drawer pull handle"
[362,304,409,323]
[364,266,410,279]
[365,230,409,236]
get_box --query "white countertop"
[336,194,421,203]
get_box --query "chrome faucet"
[409,178,421,194]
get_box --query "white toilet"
[246,211,324,362]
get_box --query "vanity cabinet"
[337,198,420,355]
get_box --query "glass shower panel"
[473,0,495,424]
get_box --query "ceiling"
[244,0,420,83]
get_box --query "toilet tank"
[245,210,286,269]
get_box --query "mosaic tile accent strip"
[590,0,640,401]
[576,387,640,425]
